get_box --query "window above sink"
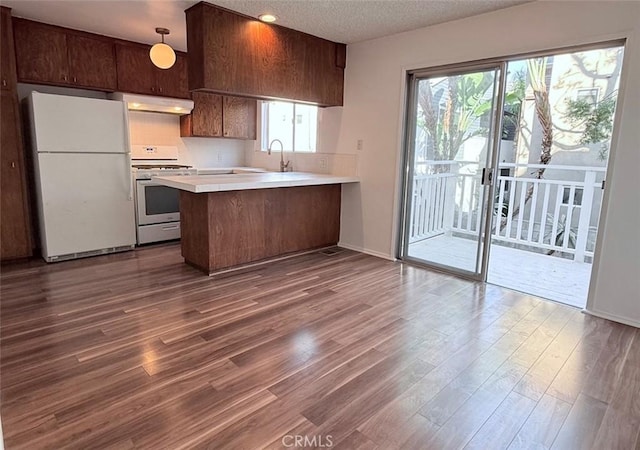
[261,101,318,153]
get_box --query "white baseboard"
[582,308,640,329]
[337,242,397,261]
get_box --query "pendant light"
[149,27,176,69]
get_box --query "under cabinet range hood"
[108,93,193,115]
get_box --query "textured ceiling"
[211,0,532,44]
[1,0,532,50]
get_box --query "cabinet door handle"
[11,162,16,168]
[151,87,155,92]
[73,76,77,83]
[158,87,163,93]
[2,80,6,87]
[63,75,68,81]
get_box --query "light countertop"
[152,171,360,193]
[196,167,268,175]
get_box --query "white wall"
[334,1,640,325]
[128,111,246,168]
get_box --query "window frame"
[260,101,319,153]
[575,87,600,105]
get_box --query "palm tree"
[417,72,494,165]
[500,57,553,230]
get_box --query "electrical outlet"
[319,157,328,170]
[357,139,363,151]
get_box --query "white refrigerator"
[28,92,136,262]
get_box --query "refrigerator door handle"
[126,150,133,201]
[122,102,134,201]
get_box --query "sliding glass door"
[486,45,625,307]
[398,42,625,308]
[399,63,504,278]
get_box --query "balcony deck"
[408,235,592,308]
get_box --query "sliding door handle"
[481,168,494,186]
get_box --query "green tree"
[565,93,617,160]
[418,72,494,163]
[417,70,526,165]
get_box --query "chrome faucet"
[267,139,291,172]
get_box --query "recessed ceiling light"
[259,14,277,23]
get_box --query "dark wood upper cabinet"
[180,92,256,139]
[155,53,189,99]
[115,44,156,95]
[12,18,187,98]
[1,7,17,90]
[13,19,69,85]
[223,96,256,140]
[185,2,345,107]
[116,43,189,99]
[13,18,117,91]
[180,92,223,137]
[1,90,32,260]
[66,34,117,90]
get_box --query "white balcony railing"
[409,161,606,263]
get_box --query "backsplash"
[247,150,358,176]
[128,109,359,175]
[127,111,246,168]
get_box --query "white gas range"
[131,146,197,245]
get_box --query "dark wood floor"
[0,244,638,449]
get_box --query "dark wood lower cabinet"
[180,185,341,273]
[0,90,32,260]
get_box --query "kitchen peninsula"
[153,172,359,274]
